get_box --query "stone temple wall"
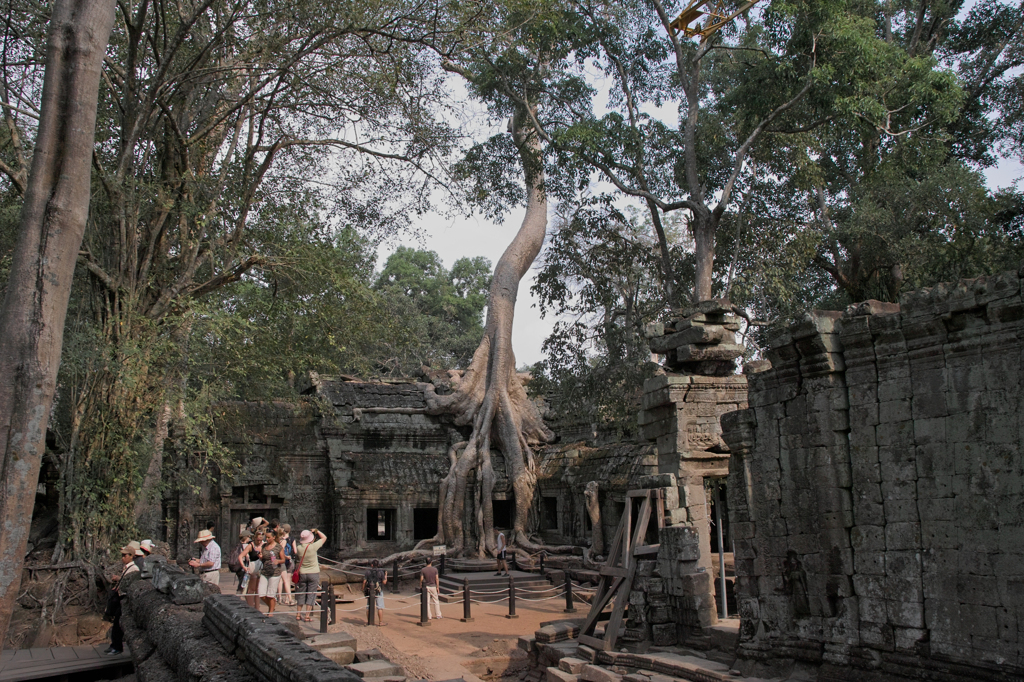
[720,270,1024,681]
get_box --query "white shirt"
[200,540,221,570]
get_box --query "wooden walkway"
[0,646,132,681]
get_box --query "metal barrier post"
[506,576,518,619]
[539,553,545,576]
[440,554,446,576]
[367,586,376,626]
[460,578,473,622]
[319,586,329,632]
[564,575,576,613]
[392,559,399,594]
[418,583,430,626]
[329,583,336,624]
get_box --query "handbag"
[292,542,310,584]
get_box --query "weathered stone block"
[580,664,623,682]
[651,622,677,646]
[308,632,358,652]
[558,657,587,674]
[547,668,579,682]
[345,660,403,678]
[321,647,356,665]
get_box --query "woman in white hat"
[188,529,221,586]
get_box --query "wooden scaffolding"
[578,488,665,651]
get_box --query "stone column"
[639,301,749,635]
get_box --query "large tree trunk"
[0,0,116,641]
[425,106,554,556]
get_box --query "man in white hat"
[189,529,221,586]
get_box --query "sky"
[377,207,555,367]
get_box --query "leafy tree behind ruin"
[529,201,670,434]
[373,246,492,372]
[0,0,465,576]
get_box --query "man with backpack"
[362,559,387,626]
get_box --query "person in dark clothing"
[362,559,387,626]
[106,542,140,655]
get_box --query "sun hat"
[300,530,314,544]
[194,529,215,543]
[120,540,141,556]
[239,529,252,538]
[140,539,155,553]
[250,516,266,527]
[281,523,291,533]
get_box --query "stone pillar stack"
[636,300,749,647]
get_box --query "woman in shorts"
[258,531,285,614]
[294,528,326,622]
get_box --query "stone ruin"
[720,270,1024,681]
[158,269,1024,680]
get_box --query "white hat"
[194,529,215,543]
[140,539,155,553]
[120,540,142,556]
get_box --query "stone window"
[413,508,437,540]
[366,508,394,541]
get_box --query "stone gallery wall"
[720,271,1024,681]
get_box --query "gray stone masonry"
[720,270,1024,682]
[638,300,751,647]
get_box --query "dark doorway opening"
[540,496,559,531]
[413,508,437,540]
[492,498,513,529]
[366,508,394,541]
[708,479,730,552]
[629,495,659,546]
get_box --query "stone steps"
[344,658,405,679]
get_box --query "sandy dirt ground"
[228,579,575,682]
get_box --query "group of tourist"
[230,517,326,621]
[105,538,164,655]
[108,518,465,649]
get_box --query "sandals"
[303,616,312,622]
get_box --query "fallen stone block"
[576,644,596,662]
[321,646,357,665]
[266,614,304,639]
[346,659,404,678]
[580,664,622,682]
[356,647,386,662]
[536,620,581,643]
[559,657,587,674]
[308,631,358,652]
[547,667,579,682]
[168,572,209,605]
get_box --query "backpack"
[228,542,243,573]
[364,568,382,596]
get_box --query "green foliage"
[373,246,491,372]
[529,201,666,432]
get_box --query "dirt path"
[325,585,575,681]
